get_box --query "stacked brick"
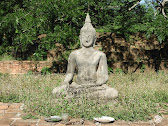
[0,61,52,74]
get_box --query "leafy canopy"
[0,0,167,60]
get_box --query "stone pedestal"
[52,82,118,102]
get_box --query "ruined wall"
[96,32,168,73]
[1,32,168,74]
[0,61,52,74]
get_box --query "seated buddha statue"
[52,14,118,101]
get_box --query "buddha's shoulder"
[95,50,106,57]
[69,49,106,57]
[68,50,80,57]
[69,49,84,55]
[70,50,80,54]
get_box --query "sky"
[140,0,145,4]
[140,0,153,4]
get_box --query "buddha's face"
[80,33,96,48]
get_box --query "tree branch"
[161,0,168,18]
[154,7,161,16]
[18,11,33,20]
[128,0,142,11]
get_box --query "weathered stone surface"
[52,13,118,101]
[0,114,4,120]
[12,119,38,126]
[0,110,5,114]
[6,108,22,113]
[65,118,83,125]
[0,118,14,125]
[3,113,19,119]
[0,104,9,110]
[0,61,52,74]
[53,123,66,126]
[84,120,96,125]
[8,103,24,110]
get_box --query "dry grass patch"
[0,73,168,121]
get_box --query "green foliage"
[31,50,47,61]
[115,68,123,73]
[153,90,168,103]
[0,53,15,61]
[0,0,168,60]
[0,94,21,103]
[140,64,146,73]
[0,0,84,60]
[0,72,3,77]
[22,113,39,120]
[108,66,113,74]
[41,67,51,75]
[26,70,33,75]
[62,51,71,61]
[98,47,102,51]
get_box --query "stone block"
[84,120,95,125]
[130,123,151,126]
[12,119,38,126]
[6,108,22,113]
[53,123,66,126]
[0,110,5,114]
[0,118,14,125]
[3,113,21,120]
[0,104,9,110]
[8,103,24,110]
[38,118,55,125]
[0,114,4,120]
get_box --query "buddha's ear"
[94,36,97,41]
[93,35,97,47]
[79,35,81,41]
[79,35,83,47]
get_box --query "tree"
[0,0,85,60]
[0,0,167,60]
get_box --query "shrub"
[41,67,51,75]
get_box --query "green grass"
[22,113,39,120]
[0,54,15,61]
[0,73,168,121]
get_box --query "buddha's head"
[79,13,96,48]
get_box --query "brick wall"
[0,61,52,74]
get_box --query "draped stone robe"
[65,48,108,85]
[64,48,118,99]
